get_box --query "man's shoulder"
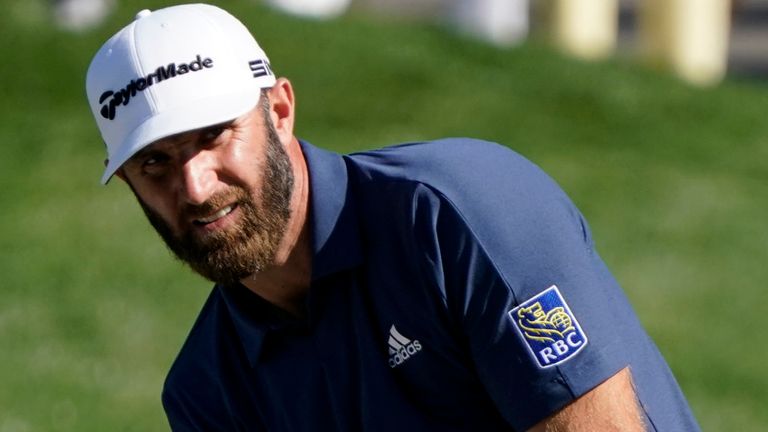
[349,138,553,187]
[344,138,587,267]
[345,138,567,214]
[348,138,527,178]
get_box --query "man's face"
[119,98,294,284]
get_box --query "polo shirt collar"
[300,139,363,280]
[221,139,362,367]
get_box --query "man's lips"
[192,204,237,226]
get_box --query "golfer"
[85,4,700,431]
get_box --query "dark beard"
[134,112,294,285]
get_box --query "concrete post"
[264,0,352,19]
[445,0,530,46]
[537,0,619,60]
[640,0,732,86]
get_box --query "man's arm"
[528,367,645,432]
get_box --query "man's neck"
[240,138,312,318]
[240,223,311,318]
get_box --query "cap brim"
[100,85,264,184]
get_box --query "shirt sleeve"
[409,142,646,430]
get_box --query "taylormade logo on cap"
[99,55,214,120]
[85,4,277,184]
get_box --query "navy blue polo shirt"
[162,138,700,431]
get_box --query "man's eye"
[144,155,165,166]
[142,154,169,174]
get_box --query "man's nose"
[180,151,218,206]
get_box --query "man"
[85,4,700,431]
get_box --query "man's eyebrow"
[129,121,235,162]
[131,131,191,160]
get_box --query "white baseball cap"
[86,3,276,184]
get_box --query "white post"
[445,0,530,46]
[542,0,619,60]
[640,0,732,86]
[264,0,352,19]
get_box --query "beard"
[134,111,294,285]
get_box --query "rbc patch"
[508,285,588,368]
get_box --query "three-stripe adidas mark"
[388,325,422,368]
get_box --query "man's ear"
[266,77,296,144]
[113,166,127,183]
[105,158,129,183]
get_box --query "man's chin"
[184,255,257,285]
[173,234,273,285]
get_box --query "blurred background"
[1,0,766,430]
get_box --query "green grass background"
[1,0,767,430]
